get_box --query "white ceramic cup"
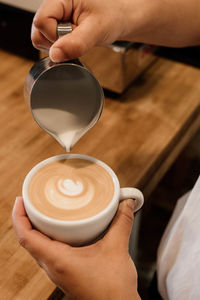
[23,154,144,245]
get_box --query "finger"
[49,17,102,61]
[31,25,53,51]
[32,0,73,44]
[103,199,135,250]
[12,197,70,264]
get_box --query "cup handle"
[119,188,144,213]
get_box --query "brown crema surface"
[29,158,114,220]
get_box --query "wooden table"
[0,49,199,300]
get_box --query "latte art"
[29,158,114,220]
[44,173,93,210]
[58,179,83,196]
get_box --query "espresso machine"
[81,42,157,93]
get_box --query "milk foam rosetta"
[29,159,114,220]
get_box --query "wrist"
[120,0,200,47]
[98,279,141,300]
[109,288,141,300]
[119,0,157,41]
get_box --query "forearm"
[121,0,200,47]
[109,290,141,300]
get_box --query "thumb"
[103,199,135,250]
[50,17,102,62]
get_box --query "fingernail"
[50,47,65,62]
[16,196,21,201]
[126,199,135,211]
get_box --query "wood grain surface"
[0,49,199,300]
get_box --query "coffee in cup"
[29,158,114,221]
[23,154,144,245]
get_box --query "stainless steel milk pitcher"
[24,23,104,151]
